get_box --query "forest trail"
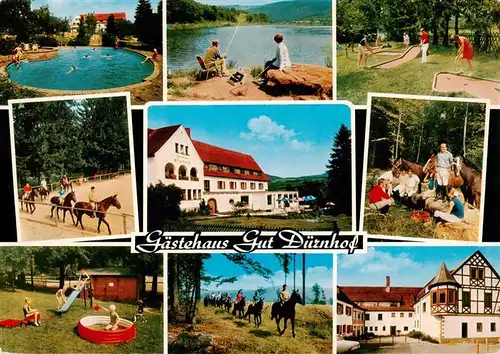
[168,303,332,354]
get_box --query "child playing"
[133,300,147,323]
[100,304,120,331]
[55,284,69,310]
[74,268,90,291]
[23,298,41,326]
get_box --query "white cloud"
[205,265,333,292]
[240,115,312,152]
[338,247,422,274]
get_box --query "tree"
[34,247,90,288]
[327,124,352,216]
[85,13,97,35]
[147,182,182,231]
[0,247,33,290]
[106,14,116,35]
[135,0,154,43]
[275,254,292,286]
[0,0,32,42]
[75,15,90,45]
[312,283,322,304]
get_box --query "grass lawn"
[169,303,332,354]
[191,214,353,231]
[0,289,163,353]
[337,42,500,104]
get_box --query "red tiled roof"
[148,125,181,157]
[193,140,269,181]
[81,13,127,22]
[340,286,422,311]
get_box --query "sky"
[203,253,333,292]
[197,0,286,6]
[338,246,500,287]
[32,0,161,21]
[148,104,351,177]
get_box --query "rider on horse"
[235,290,244,303]
[252,291,259,305]
[23,183,32,199]
[89,186,98,216]
[58,186,65,204]
[40,177,48,192]
[279,284,290,306]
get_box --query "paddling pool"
[7,47,154,91]
[77,316,136,344]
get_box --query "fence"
[18,170,131,194]
[460,31,500,53]
[20,200,135,235]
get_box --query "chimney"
[385,276,391,292]
[185,128,191,138]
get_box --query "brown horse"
[20,189,39,214]
[50,191,77,223]
[460,159,482,208]
[73,195,121,235]
[39,187,49,201]
[393,158,426,181]
[60,179,73,192]
[270,290,303,338]
[423,155,464,188]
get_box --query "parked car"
[360,332,376,340]
[336,335,360,352]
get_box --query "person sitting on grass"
[451,34,474,75]
[23,298,41,326]
[204,40,228,77]
[368,178,393,213]
[434,188,465,224]
[56,284,69,310]
[357,34,374,68]
[142,49,158,64]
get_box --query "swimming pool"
[7,47,154,91]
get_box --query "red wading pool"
[77,316,136,344]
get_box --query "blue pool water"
[7,47,154,90]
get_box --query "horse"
[393,158,426,181]
[216,296,224,309]
[232,298,246,319]
[50,191,77,223]
[38,187,49,201]
[423,155,464,188]
[271,290,303,338]
[60,178,73,192]
[460,158,482,208]
[73,195,121,235]
[245,298,264,328]
[20,188,39,214]
[224,297,231,313]
[203,295,209,307]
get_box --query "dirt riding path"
[370,46,421,69]
[19,174,137,241]
[433,72,500,104]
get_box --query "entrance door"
[461,322,468,338]
[390,326,397,336]
[208,199,217,214]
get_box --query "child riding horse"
[73,195,121,235]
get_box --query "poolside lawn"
[0,289,163,354]
[337,43,500,104]
[191,214,353,231]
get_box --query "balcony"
[165,174,177,180]
[179,176,189,181]
[191,177,199,181]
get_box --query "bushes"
[0,76,39,106]
[407,330,439,343]
[0,39,17,55]
[101,33,116,47]
[34,35,58,47]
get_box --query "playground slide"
[369,45,421,69]
[57,278,88,314]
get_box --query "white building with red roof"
[147,125,299,214]
[70,13,127,33]
[338,250,500,343]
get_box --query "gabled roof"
[148,125,181,157]
[340,286,421,311]
[429,262,459,288]
[82,13,127,22]
[337,286,365,311]
[193,140,270,181]
[450,250,500,280]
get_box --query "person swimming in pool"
[103,54,112,60]
[83,54,90,58]
[66,66,78,74]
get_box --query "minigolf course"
[57,278,89,314]
[433,72,500,104]
[370,45,421,69]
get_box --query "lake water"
[167,25,332,71]
[8,47,154,90]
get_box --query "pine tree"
[326,124,352,216]
[135,0,154,43]
[106,14,116,35]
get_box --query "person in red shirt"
[235,290,244,303]
[368,178,393,213]
[451,35,473,75]
[419,28,430,64]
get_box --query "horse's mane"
[460,156,480,171]
[100,195,116,203]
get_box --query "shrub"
[34,35,58,47]
[0,39,17,55]
[169,332,212,354]
[101,32,116,47]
